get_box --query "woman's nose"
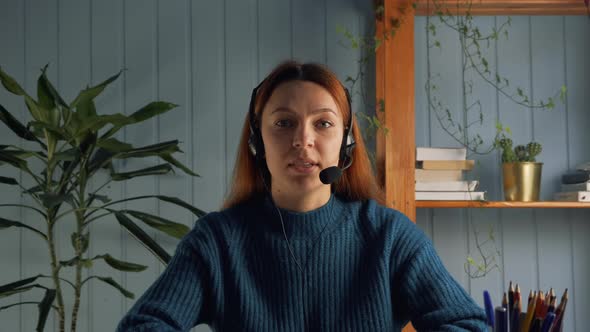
[292,125,314,149]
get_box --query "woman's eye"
[275,119,293,128]
[316,120,334,128]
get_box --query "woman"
[117,61,487,331]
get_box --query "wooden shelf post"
[376,0,416,222]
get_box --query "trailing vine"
[336,0,571,279]
[425,0,567,155]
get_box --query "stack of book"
[415,147,485,200]
[553,161,590,202]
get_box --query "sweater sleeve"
[390,216,487,332]
[116,228,213,332]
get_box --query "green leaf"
[49,148,80,171]
[52,148,79,163]
[0,66,27,95]
[96,138,133,152]
[38,65,68,109]
[27,121,67,140]
[160,154,199,177]
[0,285,36,298]
[0,217,47,240]
[95,276,134,299]
[69,70,122,109]
[130,101,177,123]
[0,151,30,172]
[0,275,41,295]
[116,140,180,159]
[0,176,18,185]
[76,97,97,120]
[59,257,93,268]
[87,148,115,173]
[101,101,177,139]
[36,288,56,332]
[24,95,44,121]
[89,193,111,204]
[115,212,171,264]
[24,181,56,194]
[0,104,46,147]
[155,195,206,218]
[125,210,190,239]
[95,254,147,272]
[38,193,74,209]
[74,113,131,137]
[111,164,174,181]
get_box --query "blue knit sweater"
[117,194,487,331]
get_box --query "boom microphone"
[319,166,342,185]
[319,157,353,185]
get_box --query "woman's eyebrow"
[271,108,337,115]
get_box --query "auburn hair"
[222,60,384,209]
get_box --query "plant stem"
[70,158,89,332]
[47,220,66,332]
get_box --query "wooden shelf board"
[413,0,589,16]
[416,200,590,208]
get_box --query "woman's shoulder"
[184,195,263,242]
[350,197,413,229]
[346,197,428,247]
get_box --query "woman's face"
[260,80,344,198]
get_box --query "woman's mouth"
[289,161,318,173]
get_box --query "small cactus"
[526,142,542,162]
[494,135,542,163]
[514,145,527,161]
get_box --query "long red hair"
[222,61,383,208]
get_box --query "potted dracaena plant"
[0,65,205,332]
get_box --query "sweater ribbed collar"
[260,193,344,239]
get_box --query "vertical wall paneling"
[156,0,191,259]
[495,16,537,293]
[23,0,58,330]
[1,2,589,331]
[58,0,91,330]
[193,1,226,212]
[89,0,126,330]
[421,15,470,290]
[566,16,590,332]
[122,0,159,313]
[0,0,25,330]
[531,16,573,332]
[225,0,258,188]
[292,0,327,63]
[258,0,292,75]
[325,0,359,84]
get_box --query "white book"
[553,191,590,202]
[416,191,486,201]
[415,180,479,192]
[560,181,590,192]
[415,169,463,182]
[416,147,467,161]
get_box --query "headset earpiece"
[339,88,356,167]
[248,82,265,158]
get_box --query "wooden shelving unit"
[416,201,590,208]
[375,4,588,328]
[375,0,590,222]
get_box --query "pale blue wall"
[415,15,590,332]
[0,0,588,331]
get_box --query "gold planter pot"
[502,162,543,201]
